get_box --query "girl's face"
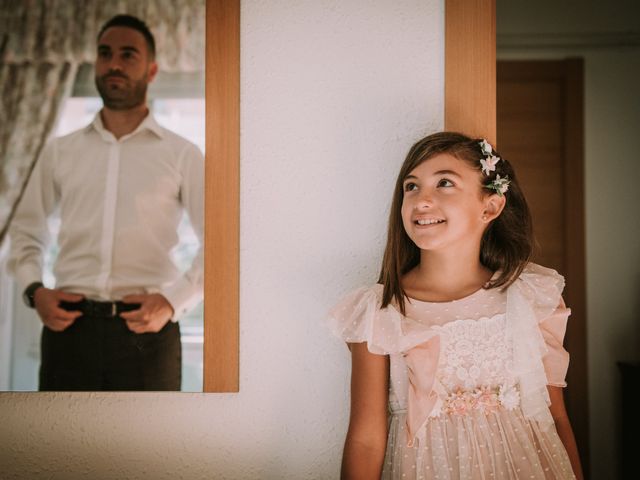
[401,153,500,253]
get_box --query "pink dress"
[328,263,576,479]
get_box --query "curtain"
[0,0,205,245]
[0,62,77,245]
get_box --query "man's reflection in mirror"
[8,15,204,391]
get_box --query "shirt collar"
[89,110,165,141]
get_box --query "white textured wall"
[0,1,444,478]
[497,1,640,478]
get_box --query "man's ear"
[481,194,506,223]
[147,61,158,83]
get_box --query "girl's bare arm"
[341,342,390,479]
[547,385,584,480]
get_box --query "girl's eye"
[404,182,418,192]
[437,178,454,188]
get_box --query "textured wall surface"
[0,1,444,478]
[497,1,640,478]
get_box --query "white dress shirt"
[8,112,204,319]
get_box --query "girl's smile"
[414,217,445,226]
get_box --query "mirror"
[0,0,220,392]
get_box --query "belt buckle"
[111,302,117,317]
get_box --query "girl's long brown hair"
[378,132,533,314]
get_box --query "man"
[8,15,204,391]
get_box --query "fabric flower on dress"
[498,384,520,410]
[437,385,521,417]
[475,387,500,414]
[445,390,474,415]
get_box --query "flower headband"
[479,139,510,196]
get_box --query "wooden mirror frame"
[201,0,494,392]
[203,0,240,392]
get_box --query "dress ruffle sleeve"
[328,285,442,445]
[539,300,571,387]
[326,285,405,355]
[507,262,569,430]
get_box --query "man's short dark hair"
[97,14,156,60]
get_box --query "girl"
[328,132,583,479]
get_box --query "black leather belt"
[59,299,141,317]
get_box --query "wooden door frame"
[445,0,496,144]
[497,59,589,470]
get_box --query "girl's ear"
[481,194,506,223]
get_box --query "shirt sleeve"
[160,142,204,321]
[7,141,59,291]
[539,298,571,387]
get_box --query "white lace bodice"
[433,315,516,392]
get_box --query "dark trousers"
[39,301,181,391]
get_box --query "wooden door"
[497,59,589,472]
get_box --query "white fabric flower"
[494,175,510,194]
[487,174,511,196]
[498,385,520,410]
[480,155,500,175]
[480,139,493,155]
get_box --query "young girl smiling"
[329,132,583,479]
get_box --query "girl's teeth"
[417,219,443,225]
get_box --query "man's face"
[94,26,157,110]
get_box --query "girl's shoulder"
[326,284,405,354]
[517,262,565,289]
[509,262,567,322]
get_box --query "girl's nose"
[414,194,433,210]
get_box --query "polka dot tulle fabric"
[328,264,575,479]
